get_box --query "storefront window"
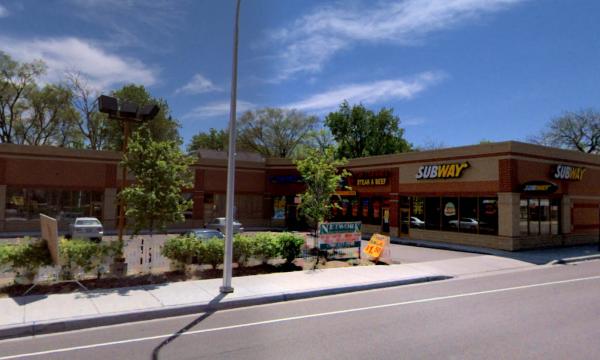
[520,199,528,235]
[5,187,104,221]
[442,197,458,231]
[273,196,286,220]
[372,198,381,224]
[361,198,370,223]
[520,197,560,236]
[425,197,441,230]
[479,198,498,235]
[459,197,478,233]
[551,199,560,235]
[410,196,498,235]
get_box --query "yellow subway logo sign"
[416,162,470,180]
[553,165,585,181]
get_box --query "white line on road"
[2,274,600,359]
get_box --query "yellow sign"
[416,162,470,180]
[363,233,389,258]
[356,178,387,186]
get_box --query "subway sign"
[553,165,586,181]
[521,180,558,194]
[416,162,470,180]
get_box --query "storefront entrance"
[382,207,390,233]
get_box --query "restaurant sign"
[416,162,470,180]
[553,165,585,181]
[354,171,390,187]
[521,180,558,194]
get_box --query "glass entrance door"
[382,207,390,233]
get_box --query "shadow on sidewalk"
[151,292,228,360]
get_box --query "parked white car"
[205,217,244,234]
[68,217,104,242]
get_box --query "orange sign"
[363,233,389,258]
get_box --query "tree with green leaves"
[108,84,181,150]
[187,128,229,152]
[530,109,600,154]
[120,124,194,235]
[15,83,82,146]
[0,52,44,143]
[294,147,350,232]
[238,107,319,158]
[325,101,411,159]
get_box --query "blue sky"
[1,0,599,149]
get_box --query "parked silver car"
[449,217,479,230]
[68,217,104,242]
[205,217,244,234]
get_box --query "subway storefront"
[0,141,598,251]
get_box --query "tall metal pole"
[117,120,130,245]
[221,0,241,293]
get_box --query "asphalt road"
[1,260,600,360]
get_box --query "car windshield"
[76,219,100,226]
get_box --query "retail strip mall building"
[0,141,598,251]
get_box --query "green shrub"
[0,239,52,279]
[162,235,201,271]
[233,234,255,267]
[276,233,305,264]
[204,238,224,269]
[253,233,279,264]
[60,238,112,278]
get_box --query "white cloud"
[270,0,524,81]
[0,36,157,90]
[176,74,221,95]
[0,4,8,17]
[284,71,443,113]
[183,100,255,119]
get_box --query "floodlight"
[119,102,139,118]
[139,104,160,121]
[98,95,118,116]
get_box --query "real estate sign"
[318,221,361,247]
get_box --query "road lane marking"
[2,274,600,359]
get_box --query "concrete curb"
[550,254,600,265]
[0,275,450,340]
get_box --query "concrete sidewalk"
[0,254,534,339]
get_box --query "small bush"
[253,233,279,264]
[0,239,52,280]
[204,238,224,269]
[162,235,201,271]
[60,238,112,278]
[276,233,305,264]
[233,234,255,267]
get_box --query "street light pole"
[221,0,241,294]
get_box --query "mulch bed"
[0,263,303,297]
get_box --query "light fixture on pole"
[221,0,241,294]
[98,95,160,246]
